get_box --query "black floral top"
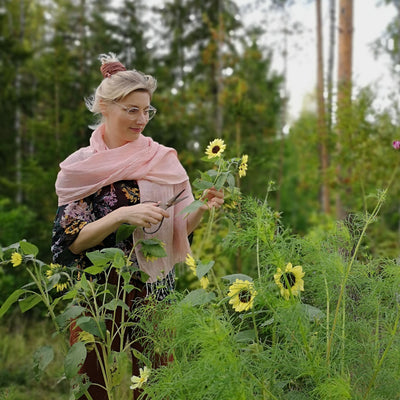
[52,180,140,269]
[51,179,175,300]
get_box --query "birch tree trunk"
[316,0,330,214]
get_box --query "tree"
[335,0,353,219]
[316,0,330,215]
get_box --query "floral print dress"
[51,179,175,300]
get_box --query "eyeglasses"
[112,101,157,120]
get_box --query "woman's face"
[103,90,151,148]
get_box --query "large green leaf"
[181,200,204,215]
[102,299,129,312]
[55,305,86,329]
[19,293,42,313]
[109,351,129,387]
[196,260,214,279]
[83,265,106,275]
[64,341,87,379]
[181,289,216,306]
[0,289,26,318]
[76,316,106,339]
[19,240,39,257]
[116,224,136,243]
[222,274,253,284]
[33,345,54,378]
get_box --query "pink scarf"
[55,125,194,282]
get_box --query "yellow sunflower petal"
[205,139,226,159]
[11,252,22,267]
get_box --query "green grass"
[0,311,70,400]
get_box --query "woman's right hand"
[70,203,170,254]
[116,203,170,229]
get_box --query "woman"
[51,53,223,399]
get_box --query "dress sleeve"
[51,199,95,266]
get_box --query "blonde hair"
[85,53,157,122]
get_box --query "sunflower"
[238,154,248,178]
[228,279,257,312]
[11,252,23,267]
[185,253,196,272]
[185,253,209,289]
[205,138,226,159]
[274,262,305,300]
[46,263,70,292]
[130,366,151,390]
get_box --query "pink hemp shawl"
[55,124,194,282]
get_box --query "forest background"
[1,0,400,397]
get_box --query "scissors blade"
[160,189,188,209]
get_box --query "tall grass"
[0,313,69,400]
[134,192,400,399]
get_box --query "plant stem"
[251,308,259,344]
[363,307,400,399]
[326,190,387,365]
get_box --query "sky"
[239,0,396,121]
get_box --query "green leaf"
[140,239,167,260]
[79,273,91,292]
[62,289,78,300]
[83,265,106,275]
[19,241,39,257]
[85,248,124,267]
[33,346,54,378]
[116,224,136,243]
[196,260,214,279]
[227,173,236,188]
[215,173,227,190]
[70,374,91,398]
[222,274,253,284]
[235,329,256,343]
[64,341,87,379]
[112,252,126,269]
[181,200,204,216]
[192,179,214,190]
[131,348,152,369]
[19,293,42,313]
[109,351,129,387]
[102,299,129,312]
[0,289,26,318]
[76,316,106,339]
[85,250,110,267]
[101,248,125,259]
[55,305,86,329]
[301,304,325,322]
[123,284,135,294]
[181,289,216,306]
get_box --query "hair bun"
[100,61,127,78]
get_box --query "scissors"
[143,189,189,234]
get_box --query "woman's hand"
[200,187,224,210]
[117,203,170,229]
[69,203,169,254]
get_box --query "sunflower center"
[238,289,251,303]
[280,272,296,289]
[212,146,220,154]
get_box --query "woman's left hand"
[200,187,224,210]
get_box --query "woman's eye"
[127,107,139,114]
